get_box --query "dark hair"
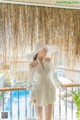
[33,53,38,61]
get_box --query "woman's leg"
[45,104,54,120]
[36,106,43,120]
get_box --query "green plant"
[72,89,80,118]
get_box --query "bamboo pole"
[0,83,80,92]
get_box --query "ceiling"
[0,0,80,9]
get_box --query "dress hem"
[34,100,56,107]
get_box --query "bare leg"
[36,106,43,120]
[45,104,54,120]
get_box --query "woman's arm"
[28,61,38,101]
[50,58,65,88]
[52,72,63,88]
[28,60,38,89]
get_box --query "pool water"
[5,90,30,110]
[2,90,35,120]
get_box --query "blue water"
[5,90,30,111]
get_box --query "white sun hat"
[26,42,60,60]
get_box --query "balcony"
[0,84,80,120]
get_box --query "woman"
[28,42,64,120]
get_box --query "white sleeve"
[28,67,35,89]
[28,67,36,100]
[51,71,62,88]
[50,60,62,88]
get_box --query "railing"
[58,84,80,120]
[0,85,80,120]
[0,87,31,120]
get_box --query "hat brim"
[26,44,60,60]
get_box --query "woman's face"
[38,47,48,58]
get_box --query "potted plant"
[72,89,80,119]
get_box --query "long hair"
[33,53,38,61]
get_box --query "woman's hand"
[30,99,36,104]
[61,84,66,89]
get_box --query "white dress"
[28,58,61,106]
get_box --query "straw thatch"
[0,3,80,71]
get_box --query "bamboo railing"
[0,87,26,92]
[0,83,80,92]
[0,83,79,120]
